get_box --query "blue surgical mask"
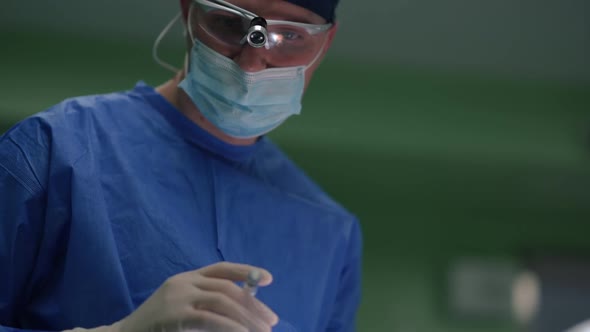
[179,39,307,139]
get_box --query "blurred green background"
[2,0,590,331]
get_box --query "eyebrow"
[220,0,325,25]
[269,12,318,24]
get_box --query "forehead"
[222,0,326,24]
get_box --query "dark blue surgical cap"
[285,0,339,22]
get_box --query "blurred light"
[565,320,590,332]
[511,270,541,325]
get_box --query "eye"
[280,30,303,41]
[208,12,244,32]
[214,16,241,28]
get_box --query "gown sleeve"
[0,123,52,332]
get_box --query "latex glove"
[67,262,279,332]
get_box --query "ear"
[180,0,191,22]
[318,21,339,60]
[325,21,339,50]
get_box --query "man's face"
[180,0,337,90]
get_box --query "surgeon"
[0,0,362,331]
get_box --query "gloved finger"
[194,262,273,286]
[184,309,249,332]
[195,290,272,332]
[193,276,279,326]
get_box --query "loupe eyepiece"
[246,17,268,48]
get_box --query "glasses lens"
[266,24,325,65]
[192,2,328,67]
[196,6,248,47]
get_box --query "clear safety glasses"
[189,0,333,67]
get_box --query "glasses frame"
[193,0,333,36]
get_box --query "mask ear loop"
[187,4,197,44]
[184,3,198,77]
[153,12,182,73]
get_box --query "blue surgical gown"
[0,82,362,332]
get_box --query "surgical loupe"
[244,17,268,48]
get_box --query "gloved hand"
[66,262,279,332]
